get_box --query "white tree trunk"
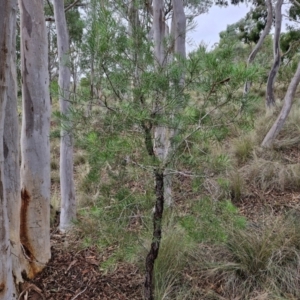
[244,0,272,95]
[173,0,186,61]
[0,0,16,298]
[261,59,300,147]
[265,0,283,109]
[53,0,76,232]
[19,0,51,278]
[159,0,186,207]
[153,0,173,205]
[153,0,165,67]
[4,0,24,287]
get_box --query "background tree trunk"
[265,0,283,110]
[19,0,51,278]
[173,0,186,61]
[244,0,272,95]
[152,0,173,207]
[261,59,300,147]
[0,0,16,298]
[4,0,24,286]
[53,0,76,232]
[161,0,187,207]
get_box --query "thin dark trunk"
[144,170,164,300]
[86,55,94,116]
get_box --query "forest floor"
[27,240,143,299]
[24,175,300,299]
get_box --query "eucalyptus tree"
[262,59,300,147]
[45,0,84,93]
[0,0,15,298]
[19,0,51,277]
[4,0,24,286]
[53,0,76,232]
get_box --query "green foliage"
[77,201,150,265]
[179,198,246,243]
[208,153,231,172]
[219,0,269,45]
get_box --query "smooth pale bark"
[265,0,283,109]
[261,59,300,147]
[4,0,24,287]
[244,0,272,95]
[160,0,186,207]
[153,0,165,67]
[152,0,172,207]
[173,0,186,61]
[0,0,15,298]
[53,0,76,232]
[19,0,51,278]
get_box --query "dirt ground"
[21,232,143,299]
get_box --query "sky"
[187,3,251,51]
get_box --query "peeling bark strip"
[266,0,283,109]
[144,170,164,300]
[19,0,51,278]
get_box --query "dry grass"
[187,215,300,299]
[241,156,300,192]
[232,135,255,165]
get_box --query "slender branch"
[65,0,81,12]
[101,64,123,102]
[282,40,300,58]
[46,0,54,15]
[70,286,88,300]
[282,13,300,24]
[293,0,300,7]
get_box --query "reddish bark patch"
[20,188,32,258]
[0,282,5,292]
[20,188,40,279]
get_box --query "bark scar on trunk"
[20,188,33,259]
[20,188,39,279]
[0,283,5,292]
